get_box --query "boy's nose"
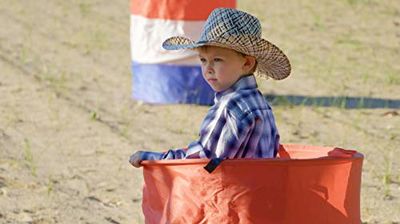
[205,64,214,75]
[205,68,214,76]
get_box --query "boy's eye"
[199,58,206,63]
[214,58,223,62]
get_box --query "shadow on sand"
[264,94,400,109]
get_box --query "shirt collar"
[214,74,258,103]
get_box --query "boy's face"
[197,46,250,92]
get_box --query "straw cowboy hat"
[162,7,291,80]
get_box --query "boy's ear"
[243,56,257,73]
[243,55,256,71]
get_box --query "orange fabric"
[130,0,236,20]
[141,144,363,224]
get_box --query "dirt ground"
[0,0,399,223]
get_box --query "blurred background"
[0,0,399,223]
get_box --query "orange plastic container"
[141,144,363,224]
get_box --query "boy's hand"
[129,151,143,168]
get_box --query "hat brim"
[162,36,291,80]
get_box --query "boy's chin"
[207,82,229,92]
[210,86,228,93]
[208,84,220,92]
[210,87,219,92]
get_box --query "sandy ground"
[0,0,399,223]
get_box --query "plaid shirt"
[141,75,280,160]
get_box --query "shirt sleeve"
[139,141,207,161]
[139,109,255,161]
[140,148,189,160]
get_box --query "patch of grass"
[329,97,342,108]
[39,64,68,94]
[385,72,400,85]
[85,29,109,54]
[46,93,64,131]
[313,14,325,31]
[18,45,30,64]
[335,33,364,50]
[79,2,92,17]
[268,95,291,106]
[23,138,37,177]
[340,97,347,109]
[90,111,100,121]
[356,97,365,108]
[120,123,131,139]
[345,0,372,5]
[93,30,109,48]
[302,5,326,31]
[3,105,22,130]
[361,72,372,85]
[47,176,54,195]
[382,146,394,199]
[67,27,110,54]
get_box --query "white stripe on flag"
[130,15,204,65]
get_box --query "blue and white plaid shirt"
[141,75,280,160]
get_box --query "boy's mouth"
[207,78,217,82]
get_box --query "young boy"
[129,7,291,168]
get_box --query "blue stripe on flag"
[131,62,214,105]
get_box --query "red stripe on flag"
[130,0,236,20]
